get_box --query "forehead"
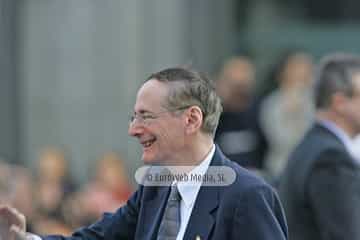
[134,79,169,111]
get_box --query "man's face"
[219,58,254,102]
[342,73,360,136]
[128,79,186,165]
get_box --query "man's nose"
[128,122,143,137]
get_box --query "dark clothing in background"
[279,123,360,240]
[215,100,268,169]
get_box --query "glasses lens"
[129,115,135,123]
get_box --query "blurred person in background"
[0,161,13,205]
[63,151,132,227]
[215,56,268,170]
[9,166,36,233]
[83,152,132,216]
[33,147,76,235]
[279,53,360,240]
[0,161,36,233]
[259,50,314,182]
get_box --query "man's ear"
[184,106,203,134]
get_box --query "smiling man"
[0,67,287,240]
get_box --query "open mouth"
[141,138,156,148]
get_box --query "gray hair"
[314,53,360,109]
[146,67,223,137]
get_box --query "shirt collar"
[318,119,357,158]
[177,144,215,208]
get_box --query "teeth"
[143,140,154,147]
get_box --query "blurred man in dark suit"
[215,56,268,170]
[1,67,287,240]
[279,53,360,240]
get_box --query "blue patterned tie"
[157,185,182,240]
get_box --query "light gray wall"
[16,0,236,183]
[0,0,18,163]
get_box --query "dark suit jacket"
[44,147,287,240]
[279,123,360,240]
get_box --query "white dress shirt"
[175,144,215,240]
[353,134,360,160]
[26,233,41,240]
[318,119,359,163]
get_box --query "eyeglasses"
[129,106,191,125]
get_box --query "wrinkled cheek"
[157,124,186,151]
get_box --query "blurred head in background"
[34,146,75,235]
[271,49,313,92]
[37,147,69,183]
[315,53,360,137]
[216,56,256,111]
[94,151,131,195]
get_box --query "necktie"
[157,185,182,240]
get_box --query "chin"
[142,155,167,166]
[142,154,157,165]
[142,157,152,165]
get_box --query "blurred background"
[1,0,360,235]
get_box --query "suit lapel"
[183,147,224,240]
[140,146,225,240]
[139,186,170,240]
[183,185,219,240]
